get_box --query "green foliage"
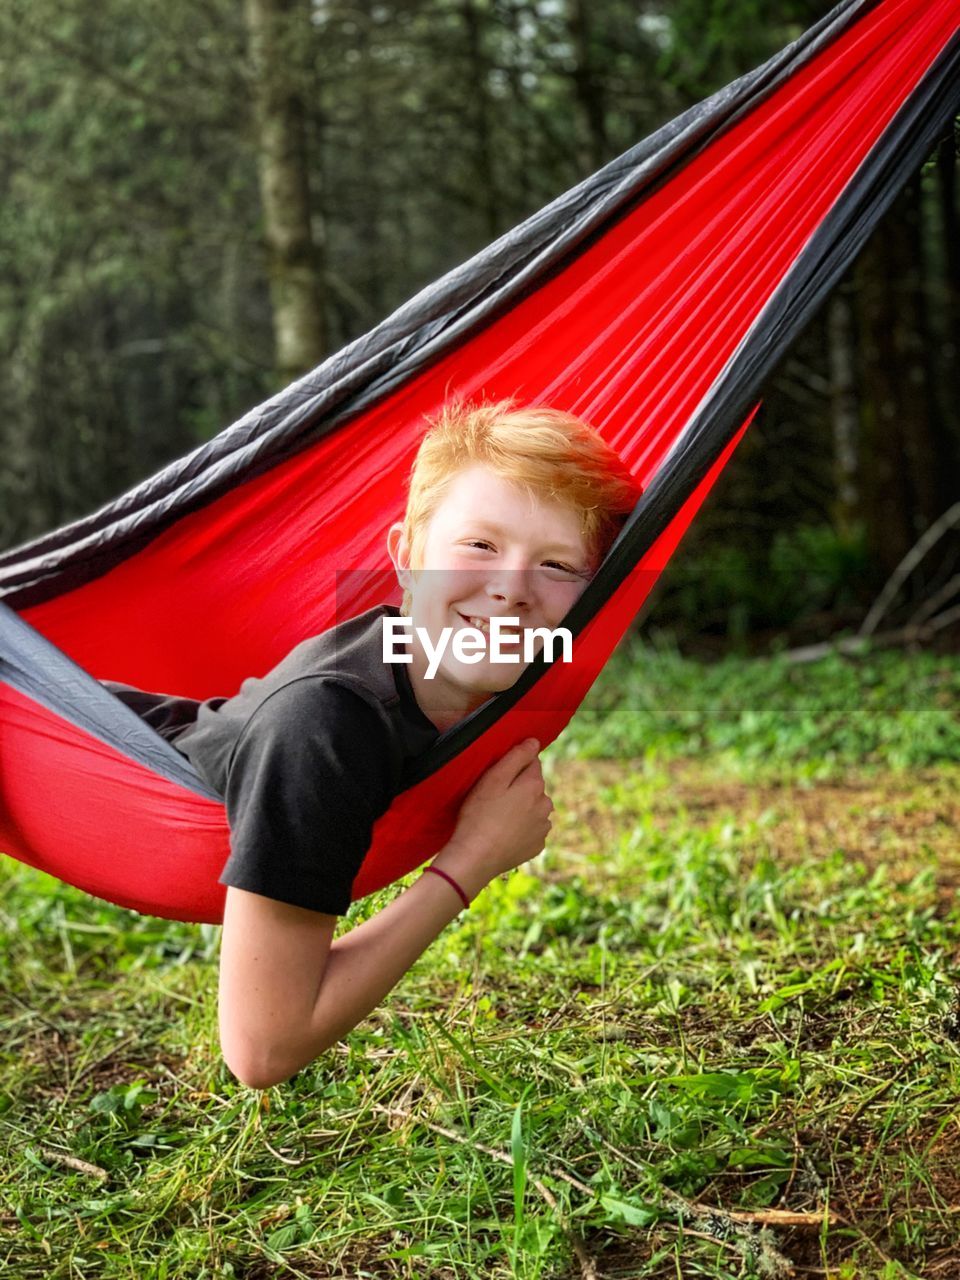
[558,640,960,777]
[657,0,834,101]
[651,522,871,640]
[0,0,270,548]
[769,523,869,610]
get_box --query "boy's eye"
[459,543,586,578]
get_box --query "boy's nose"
[484,569,530,610]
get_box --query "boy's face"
[387,464,596,730]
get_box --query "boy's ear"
[386,522,414,591]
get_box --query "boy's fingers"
[515,755,544,781]
[505,756,546,794]
[506,739,541,779]
[480,738,541,789]
[498,738,540,766]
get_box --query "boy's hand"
[442,739,553,889]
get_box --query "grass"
[1,642,959,1279]
[553,640,960,778]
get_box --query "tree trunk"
[460,0,499,242]
[568,0,608,171]
[355,9,384,320]
[827,287,859,537]
[936,128,960,450]
[245,0,325,382]
[855,178,947,579]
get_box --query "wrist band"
[424,864,471,910]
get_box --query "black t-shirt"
[105,606,438,915]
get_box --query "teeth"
[463,615,522,635]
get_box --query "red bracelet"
[424,864,471,910]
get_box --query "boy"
[111,399,639,1087]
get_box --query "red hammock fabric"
[2,0,958,921]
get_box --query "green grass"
[557,639,960,779]
[2,645,959,1279]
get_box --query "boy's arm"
[218,889,338,1090]
[219,739,549,1088]
[219,843,484,1089]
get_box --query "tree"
[245,0,327,380]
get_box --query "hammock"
[2,0,958,924]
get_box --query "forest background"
[2,0,957,654]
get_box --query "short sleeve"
[217,679,398,914]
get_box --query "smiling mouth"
[457,612,523,636]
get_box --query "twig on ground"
[594,1132,839,1228]
[260,1135,306,1166]
[927,603,960,634]
[781,618,955,665]
[860,501,960,637]
[37,1147,109,1180]
[707,1207,832,1228]
[909,572,960,629]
